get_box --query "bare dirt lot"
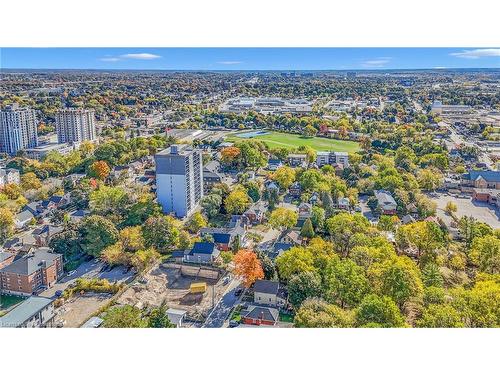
[56,293,113,328]
[116,263,228,321]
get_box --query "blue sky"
[1,48,500,70]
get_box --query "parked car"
[229,320,240,328]
[55,290,63,298]
[234,288,243,296]
[67,270,77,277]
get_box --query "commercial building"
[155,144,203,218]
[0,296,55,328]
[431,101,472,116]
[0,248,63,296]
[55,108,96,143]
[0,104,38,155]
[24,141,80,160]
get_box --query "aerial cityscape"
[1,48,500,329]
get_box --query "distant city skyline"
[1,48,500,71]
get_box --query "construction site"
[116,262,230,322]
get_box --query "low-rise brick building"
[0,248,63,296]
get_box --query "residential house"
[14,209,35,229]
[183,241,220,264]
[244,201,267,225]
[265,180,280,192]
[267,158,283,171]
[253,280,287,307]
[264,242,293,260]
[279,229,303,246]
[337,197,350,211]
[0,296,55,328]
[288,181,301,198]
[309,192,320,205]
[374,190,397,215]
[287,153,307,167]
[202,169,222,194]
[69,209,89,223]
[200,217,247,251]
[298,202,312,219]
[241,305,279,326]
[0,248,63,296]
[32,225,64,247]
[48,194,71,209]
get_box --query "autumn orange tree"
[88,160,111,180]
[233,249,264,287]
[220,146,241,167]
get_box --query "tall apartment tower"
[55,108,96,143]
[0,104,38,155]
[155,144,203,218]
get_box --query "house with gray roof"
[0,296,55,328]
[374,190,397,215]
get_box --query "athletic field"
[226,130,359,152]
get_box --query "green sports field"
[226,130,360,152]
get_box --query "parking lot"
[429,192,500,229]
[39,259,135,299]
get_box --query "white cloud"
[99,52,162,63]
[99,57,121,62]
[450,48,500,59]
[217,61,242,65]
[119,53,161,60]
[433,66,448,69]
[361,57,391,68]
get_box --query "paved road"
[202,278,242,328]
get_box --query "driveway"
[202,278,242,328]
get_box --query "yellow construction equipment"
[190,282,207,294]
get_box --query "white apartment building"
[55,108,96,143]
[0,104,38,155]
[316,151,350,167]
[155,144,203,218]
[0,168,21,187]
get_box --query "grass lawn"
[0,295,25,310]
[230,305,243,322]
[279,311,294,323]
[227,130,359,153]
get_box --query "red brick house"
[241,305,279,326]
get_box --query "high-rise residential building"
[55,108,97,143]
[155,144,203,218]
[0,104,38,155]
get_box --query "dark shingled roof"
[254,280,280,295]
[241,305,279,322]
[187,241,216,256]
